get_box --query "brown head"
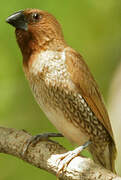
[6,9,66,61]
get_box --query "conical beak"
[6,10,28,31]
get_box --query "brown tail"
[108,141,117,173]
[89,141,117,173]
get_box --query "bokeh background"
[0,0,121,179]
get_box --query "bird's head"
[6,9,65,60]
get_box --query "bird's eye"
[31,13,42,22]
[32,13,39,19]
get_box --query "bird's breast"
[25,49,77,94]
[23,50,89,144]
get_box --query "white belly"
[43,107,89,145]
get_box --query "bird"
[6,8,117,173]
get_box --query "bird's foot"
[56,141,91,176]
[22,132,63,156]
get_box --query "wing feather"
[65,47,114,139]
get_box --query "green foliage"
[0,0,121,179]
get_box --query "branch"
[0,127,120,180]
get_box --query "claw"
[22,132,63,157]
[56,141,91,176]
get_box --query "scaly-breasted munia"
[6,9,117,173]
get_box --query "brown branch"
[0,127,120,180]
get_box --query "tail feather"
[109,141,117,173]
[89,141,117,173]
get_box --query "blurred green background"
[0,0,121,179]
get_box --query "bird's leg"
[56,141,91,176]
[22,132,63,156]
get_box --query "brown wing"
[65,47,114,140]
